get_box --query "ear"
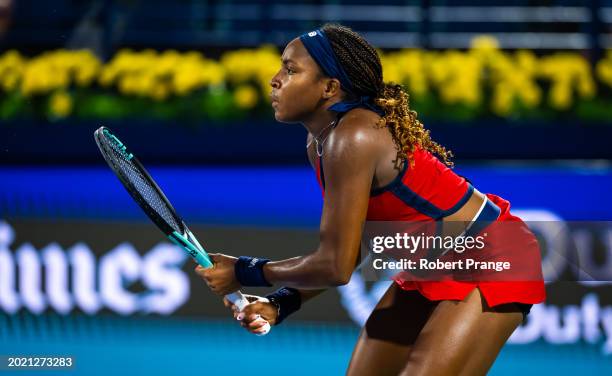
[322,78,342,99]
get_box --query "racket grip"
[225,291,271,336]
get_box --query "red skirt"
[393,193,546,307]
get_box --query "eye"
[286,67,295,75]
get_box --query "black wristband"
[234,256,272,287]
[265,287,302,325]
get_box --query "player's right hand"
[223,294,279,335]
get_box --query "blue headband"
[299,29,384,117]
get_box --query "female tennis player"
[196,24,545,375]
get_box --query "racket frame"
[94,126,269,332]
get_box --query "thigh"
[400,288,523,376]
[347,283,438,376]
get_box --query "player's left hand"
[195,253,241,296]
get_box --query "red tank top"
[315,146,546,307]
[315,146,473,221]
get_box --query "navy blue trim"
[435,220,444,237]
[389,183,475,220]
[319,156,326,190]
[319,152,475,221]
[319,158,410,197]
[389,184,443,219]
[479,198,501,221]
[443,184,474,216]
[328,97,385,117]
[422,198,500,263]
[370,161,410,196]
[464,199,502,237]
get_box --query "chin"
[272,105,302,124]
[274,115,301,124]
[273,110,293,124]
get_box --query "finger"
[252,324,270,335]
[247,324,266,335]
[241,302,262,318]
[194,267,212,281]
[247,314,260,322]
[242,315,268,325]
[248,319,267,330]
[240,313,259,324]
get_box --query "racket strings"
[101,135,182,233]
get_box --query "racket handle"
[225,291,271,336]
[167,226,270,334]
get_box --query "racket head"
[95,126,270,334]
[94,126,186,237]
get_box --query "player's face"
[270,38,328,123]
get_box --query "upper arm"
[316,119,379,281]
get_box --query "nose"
[270,71,281,89]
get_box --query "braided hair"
[321,23,453,167]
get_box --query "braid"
[321,24,453,167]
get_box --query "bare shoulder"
[323,108,385,162]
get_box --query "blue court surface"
[1,314,611,376]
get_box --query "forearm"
[263,251,353,289]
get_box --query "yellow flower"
[1,72,19,91]
[520,83,542,108]
[380,55,401,83]
[549,83,572,110]
[151,84,169,101]
[233,85,258,109]
[470,35,501,63]
[6,44,611,119]
[201,62,225,86]
[220,46,279,87]
[492,83,513,116]
[155,50,181,76]
[118,76,137,95]
[49,91,72,118]
[597,50,612,86]
[471,35,500,51]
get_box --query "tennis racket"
[94,126,271,335]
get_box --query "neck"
[301,100,341,136]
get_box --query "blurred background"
[0,0,611,375]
